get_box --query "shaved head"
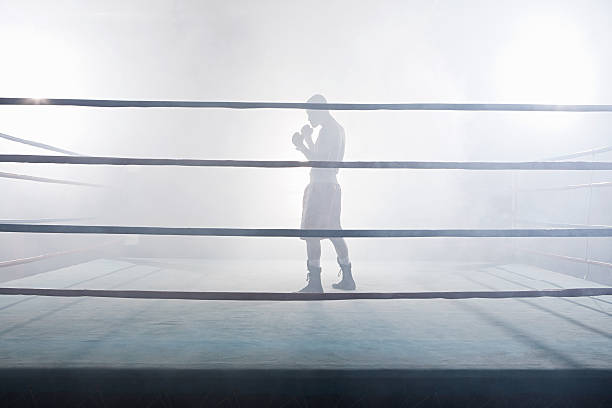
[306,94,330,126]
[307,94,327,104]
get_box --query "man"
[292,94,355,293]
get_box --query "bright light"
[497,16,597,105]
[0,31,84,152]
[0,31,82,97]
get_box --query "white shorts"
[300,182,342,240]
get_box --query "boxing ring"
[1,98,611,405]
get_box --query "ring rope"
[2,98,612,112]
[2,224,612,237]
[517,248,612,269]
[0,286,610,301]
[519,181,612,192]
[0,132,80,156]
[0,240,118,268]
[515,219,612,229]
[514,144,611,276]
[544,145,612,161]
[2,155,612,170]
[0,171,102,187]
[0,217,92,224]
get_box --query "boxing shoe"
[297,263,323,293]
[332,260,355,290]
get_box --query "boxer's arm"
[301,124,315,150]
[296,144,316,160]
[304,133,315,150]
[294,125,316,160]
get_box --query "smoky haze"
[1,0,611,279]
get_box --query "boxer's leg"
[306,238,322,268]
[297,180,323,292]
[330,237,349,266]
[330,237,355,290]
[298,238,323,293]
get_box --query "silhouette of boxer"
[292,94,355,293]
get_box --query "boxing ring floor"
[1,258,610,371]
